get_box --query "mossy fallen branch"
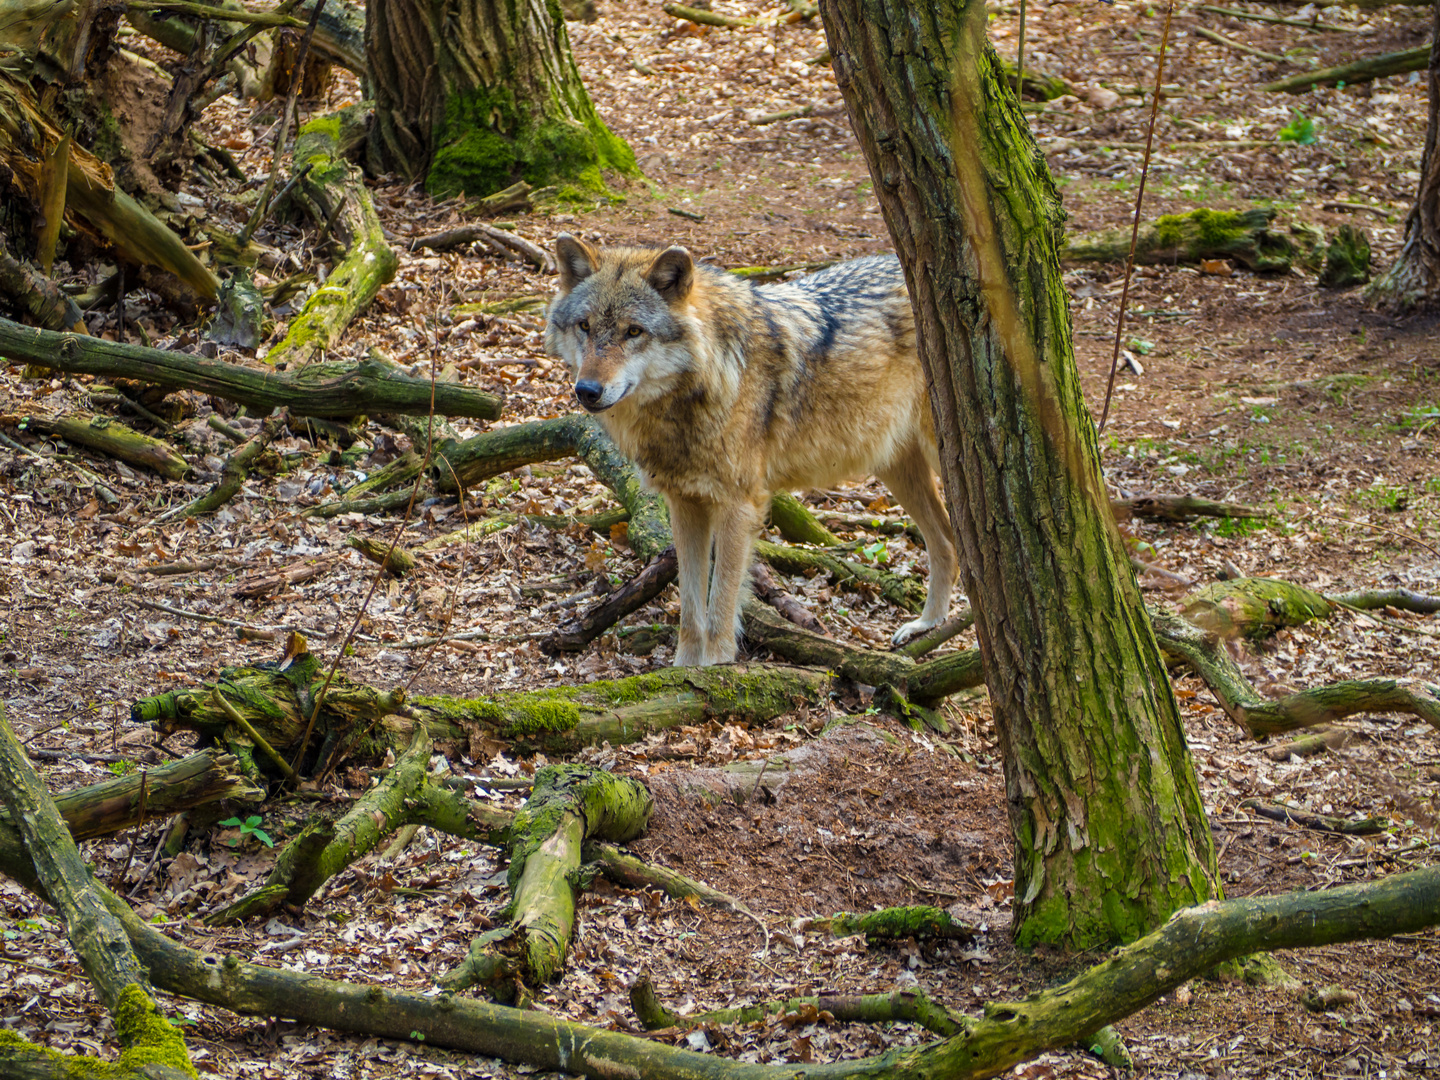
[0,705,197,1075]
[132,651,833,770]
[1154,611,1440,738]
[1259,43,1430,92]
[265,108,399,367]
[0,319,502,420]
[0,857,1426,1080]
[18,412,188,479]
[1063,207,1296,272]
[439,764,653,994]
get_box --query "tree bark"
[366,0,636,196]
[821,0,1220,947]
[1368,3,1440,303]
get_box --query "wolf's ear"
[646,246,694,304]
[555,234,599,291]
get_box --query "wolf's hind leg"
[669,496,715,667]
[879,448,958,646]
[704,499,764,665]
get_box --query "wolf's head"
[544,235,697,414]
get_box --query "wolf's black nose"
[575,380,604,408]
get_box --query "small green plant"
[1209,516,1267,539]
[1277,112,1317,145]
[107,760,137,776]
[219,815,275,848]
[860,539,890,564]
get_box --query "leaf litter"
[0,0,1439,1076]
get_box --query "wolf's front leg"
[704,500,764,665]
[668,496,715,667]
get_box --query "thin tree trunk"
[1368,1,1440,303]
[821,0,1220,947]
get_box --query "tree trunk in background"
[365,0,635,197]
[1369,0,1440,305]
[820,0,1220,949]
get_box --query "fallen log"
[0,749,261,873]
[265,108,399,367]
[1063,207,1296,272]
[1260,43,1430,92]
[769,491,842,546]
[741,600,983,708]
[0,318,503,419]
[1182,576,1335,639]
[630,978,969,1037]
[132,650,834,770]
[1113,493,1268,522]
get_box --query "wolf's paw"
[674,640,706,667]
[892,617,942,648]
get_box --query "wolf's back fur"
[545,237,957,666]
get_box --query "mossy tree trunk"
[1368,0,1440,305]
[366,0,636,197]
[821,0,1220,948]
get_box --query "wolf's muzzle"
[574,379,609,412]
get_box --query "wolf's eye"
[625,325,643,338]
[577,319,590,334]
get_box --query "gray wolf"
[544,236,958,666]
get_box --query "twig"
[465,223,555,272]
[1098,0,1174,436]
[0,428,118,505]
[132,596,344,640]
[667,206,705,221]
[239,0,327,247]
[1194,26,1290,63]
[109,772,148,891]
[662,2,753,27]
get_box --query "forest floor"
[2,0,1440,1077]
